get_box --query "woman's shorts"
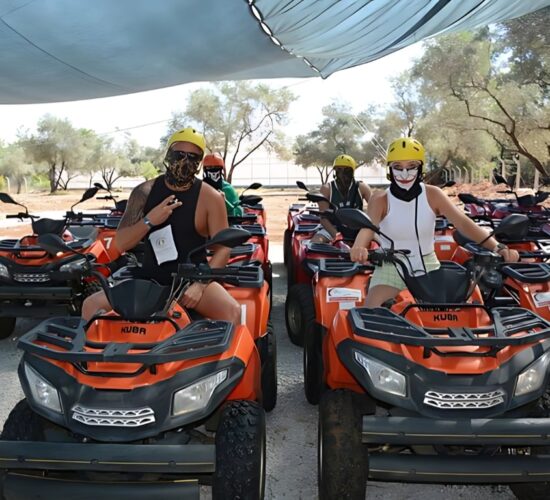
[368,252,440,291]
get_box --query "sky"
[0,42,424,149]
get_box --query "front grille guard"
[19,317,233,377]
[350,305,550,357]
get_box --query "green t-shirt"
[222,180,243,217]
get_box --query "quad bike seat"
[31,218,66,236]
[107,279,171,320]
[404,261,470,303]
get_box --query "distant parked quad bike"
[314,208,550,500]
[0,228,271,499]
[0,189,111,340]
[285,192,354,347]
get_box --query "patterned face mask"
[203,167,224,190]
[391,166,419,191]
[164,150,202,188]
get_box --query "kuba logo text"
[121,326,147,335]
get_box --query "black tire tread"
[285,283,315,347]
[0,317,16,340]
[261,321,277,412]
[213,400,266,500]
[318,390,367,500]
[304,321,323,405]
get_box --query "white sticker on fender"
[532,291,550,308]
[327,287,362,303]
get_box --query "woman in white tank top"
[350,137,519,308]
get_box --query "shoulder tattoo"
[117,181,153,229]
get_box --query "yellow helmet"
[333,154,357,169]
[386,137,425,164]
[166,127,206,158]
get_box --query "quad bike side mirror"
[37,233,74,255]
[70,187,99,212]
[0,192,28,213]
[94,182,108,190]
[336,208,378,232]
[296,180,309,191]
[336,208,396,250]
[239,194,263,206]
[186,227,252,263]
[306,192,337,211]
[239,182,263,199]
[441,180,456,188]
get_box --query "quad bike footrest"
[363,416,550,446]
[368,453,550,484]
[502,263,550,283]
[0,441,215,474]
[3,473,199,500]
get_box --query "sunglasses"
[167,150,202,163]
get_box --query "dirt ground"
[2,181,541,241]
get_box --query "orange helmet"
[203,153,225,169]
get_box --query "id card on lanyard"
[149,225,178,265]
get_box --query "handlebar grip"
[5,213,28,219]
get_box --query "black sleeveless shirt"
[329,180,363,239]
[141,176,207,285]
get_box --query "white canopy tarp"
[0,0,548,104]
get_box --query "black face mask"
[203,167,224,190]
[163,150,202,189]
[334,167,355,193]
[388,167,423,202]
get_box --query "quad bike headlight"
[515,352,550,397]
[59,257,88,273]
[24,363,62,413]
[354,351,407,398]
[172,370,228,417]
[0,263,10,279]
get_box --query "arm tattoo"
[117,182,152,230]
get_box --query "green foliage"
[139,161,158,180]
[373,10,550,181]
[293,102,377,183]
[165,81,296,182]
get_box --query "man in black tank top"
[81,128,241,326]
[312,154,372,243]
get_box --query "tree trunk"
[49,164,57,193]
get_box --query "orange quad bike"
[284,181,320,267]
[0,189,111,340]
[314,209,550,500]
[286,192,363,347]
[0,227,272,500]
[448,222,550,325]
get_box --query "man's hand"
[146,195,182,226]
[350,246,369,264]
[181,282,209,309]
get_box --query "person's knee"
[228,301,242,327]
[82,292,109,321]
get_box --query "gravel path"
[0,246,516,499]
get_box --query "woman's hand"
[181,282,209,309]
[350,246,369,264]
[498,247,520,263]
